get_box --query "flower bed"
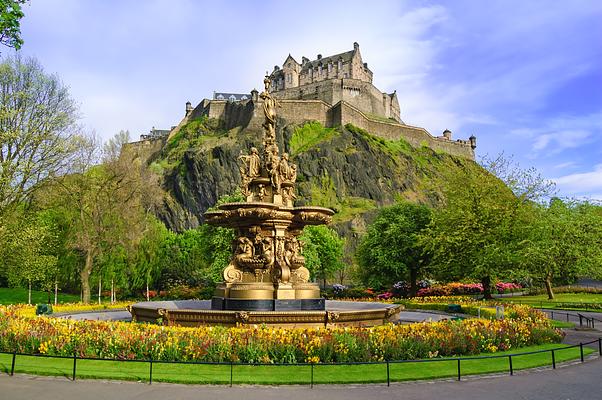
[14,302,131,318]
[416,282,522,297]
[0,304,561,364]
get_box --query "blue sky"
[10,0,602,199]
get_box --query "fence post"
[72,352,77,381]
[580,343,584,362]
[509,355,513,376]
[457,359,461,381]
[566,313,569,322]
[310,363,314,389]
[579,314,583,327]
[551,350,556,369]
[10,351,16,376]
[386,360,390,387]
[230,361,233,387]
[149,358,153,385]
[599,338,602,356]
[551,311,554,320]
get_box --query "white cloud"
[553,164,602,200]
[510,113,602,155]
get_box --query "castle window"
[338,60,342,70]
[241,95,248,100]
[343,73,348,78]
[286,73,292,83]
[328,63,332,73]
[228,95,236,102]
[217,94,225,100]
[318,65,322,75]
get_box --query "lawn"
[0,287,81,305]
[501,293,602,311]
[0,344,594,385]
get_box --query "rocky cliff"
[148,116,478,251]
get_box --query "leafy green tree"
[356,202,432,294]
[0,0,27,51]
[48,132,162,303]
[420,160,526,299]
[300,225,345,288]
[0,211,59,303]
[0,55,79,219]
[520,199,602,299]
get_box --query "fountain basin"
[128,300,402,328]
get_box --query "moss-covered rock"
[151,120,480,254]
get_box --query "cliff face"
[151,116,475,246]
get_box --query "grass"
[0,287,81,305]
[289,121,338,157]
[0,344,594,385]
[501,293,602,311]
[550,320,576,329]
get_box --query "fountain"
[128,75,401,327]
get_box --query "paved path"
[58,310,131,321]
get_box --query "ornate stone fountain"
[205,75,334,311]
[128,75,401,327]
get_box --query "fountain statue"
[205,75,334,311]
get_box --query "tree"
[520,199,602,299]
[356,202,432,294]
[0,1,27,51]
[0,211,59,304]
[0,55,79,219]
[48,131,162,303]
[420,159,527,299]
[299,225,345,288]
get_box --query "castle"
[134,43,477,160]
[268,42,401,123]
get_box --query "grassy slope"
[0,344,593,384]
[0,288,80,305]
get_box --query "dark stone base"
[211,297,325,311]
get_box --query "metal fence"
[2,338,601,387]
[542,310,601,329]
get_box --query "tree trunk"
[28,280,31,305]
[80,250,93,304]
[481,276,493,300]
[98,276,102,304]
[544,274,555,300]
[54,282,58,305]
[409,267,418,297]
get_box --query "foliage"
[419,158,528,298]
[0,303,561,363]
[0,0,26,50]
[299,225,345,286]
[46,131,163,303]
[356,202,432,292]
[289,121,338,157]
[0,211,59,293]
[0,55,80,218]
[518,199,602,299]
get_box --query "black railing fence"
[542,310,601,329]
[2,338,600,386]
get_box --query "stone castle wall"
[192,99,474,160]
[333,102,475,159]
[271,78,399,122]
